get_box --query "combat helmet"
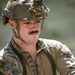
[0,0,49,25]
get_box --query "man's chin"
[30,37,39,42]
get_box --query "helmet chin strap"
[41,19,44,28]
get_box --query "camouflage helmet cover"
[1,0,49,25]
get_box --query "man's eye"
[24,22,30,24]
[36,21,40,23]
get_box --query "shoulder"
[39,38,70,52]
[0,48,5,68]
[0,44,15,60]
[0,45,10,74]
[0,44,11,67]
[39,38,64,47]
[0,44,19,74]
[0,45,8,65]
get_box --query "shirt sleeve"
[55,42,75,75]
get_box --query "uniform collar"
[10,38,47,53]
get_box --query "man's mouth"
[29,30,39,35]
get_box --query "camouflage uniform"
[0,38,75,75]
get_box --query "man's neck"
[13,36,37,61]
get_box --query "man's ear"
[8,19,16,30]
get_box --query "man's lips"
[29,30,39,35]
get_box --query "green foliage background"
[0,0,75,74]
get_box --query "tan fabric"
[0,38,75,75]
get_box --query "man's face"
[12,20,42,44]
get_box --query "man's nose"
[31,22,37,27]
